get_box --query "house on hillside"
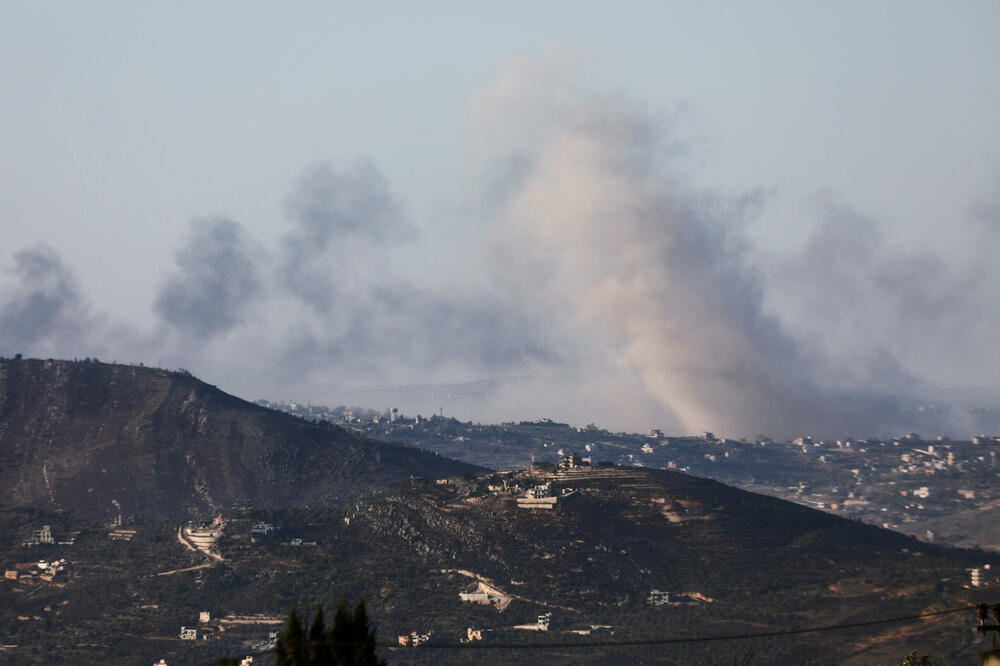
[559,453,584,469]
[23,525,54,546]
[647,589,671,606]
[466,627,493,642]
[517,483,577,510]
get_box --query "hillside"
[0,358,997,664]
[906,501,1000,551]
[1,465,996,664]
[0,358,480,521]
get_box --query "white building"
[24,525,54,546]
[648,589,672,606]
[517,484,577,510]
[526,483,553,499]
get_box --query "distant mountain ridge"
[0,358,481,521]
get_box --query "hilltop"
[0,358,481,521]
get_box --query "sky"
[2,1,999,438]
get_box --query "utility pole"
[977,603,1000,666]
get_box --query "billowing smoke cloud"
[154,218,263,338]
[476,79,847,437]
[266,284,558,386]
[141,158,559,399]
[2,63,998,439]
[769,190,998,395]
[466,63,1000,438]
[279,160,410,312]
[0,245,96,357]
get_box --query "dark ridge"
[0,357,482,521]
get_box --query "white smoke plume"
[475,76,821,437]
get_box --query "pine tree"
[275,604,307,666]
[349,600,382,666]
[308,604,334,666]
[327,600,355,664]
[277,599,385,666]
[327,599,385,666]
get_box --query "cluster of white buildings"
[4,558,69,583]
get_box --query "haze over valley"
[1,3,999,664]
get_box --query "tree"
[327,601,354,664]
[275,604,307,666]
[328,599,386,665]
[308,604,333,666]
[338,599,382,666]
[276,599,385,666]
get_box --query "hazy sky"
[2,2,999,437]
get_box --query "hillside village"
[5,457,997,664]
[259,400,1000,551]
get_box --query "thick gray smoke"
[770,190,1000,395]
[0,245,96,358]
[155,218,263,338]
[279,160,410,312]
[134,160,561,400]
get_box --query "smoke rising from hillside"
[1,65,998,438]
[475,78,895,437]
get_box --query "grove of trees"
[274,600,385,666]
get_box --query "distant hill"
[0,358,481,521]
[906,501,1000,552]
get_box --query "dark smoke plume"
[154,217,262,338]
[0,245,94,356]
